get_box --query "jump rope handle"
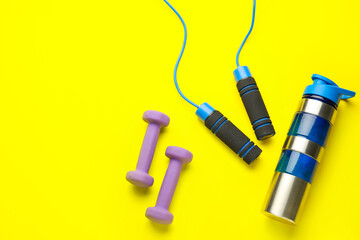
[196,103,262,164]
[234,66,275,140]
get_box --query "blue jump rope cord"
[164,0,199,108]
[236,0,256,67]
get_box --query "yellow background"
[0,0,359,239]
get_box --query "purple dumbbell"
[126,110,170,188]
[145,146,193,224]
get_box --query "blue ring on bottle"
[275,150,318,183]
[288,112,331,147]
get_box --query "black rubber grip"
[237,77,275,140]
[204,110,262,164]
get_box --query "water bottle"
[263,74,355,224]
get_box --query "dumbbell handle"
[155,159,182,209]
[137,123,160,172]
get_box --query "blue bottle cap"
[303,74,356,106]
[233,66,252,82]
[196,102,215,122]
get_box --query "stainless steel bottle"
[263,74,355,224]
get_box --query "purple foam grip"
[126,110,170,188]
[146,146,193,224]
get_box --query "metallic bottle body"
[264,95,336,224]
